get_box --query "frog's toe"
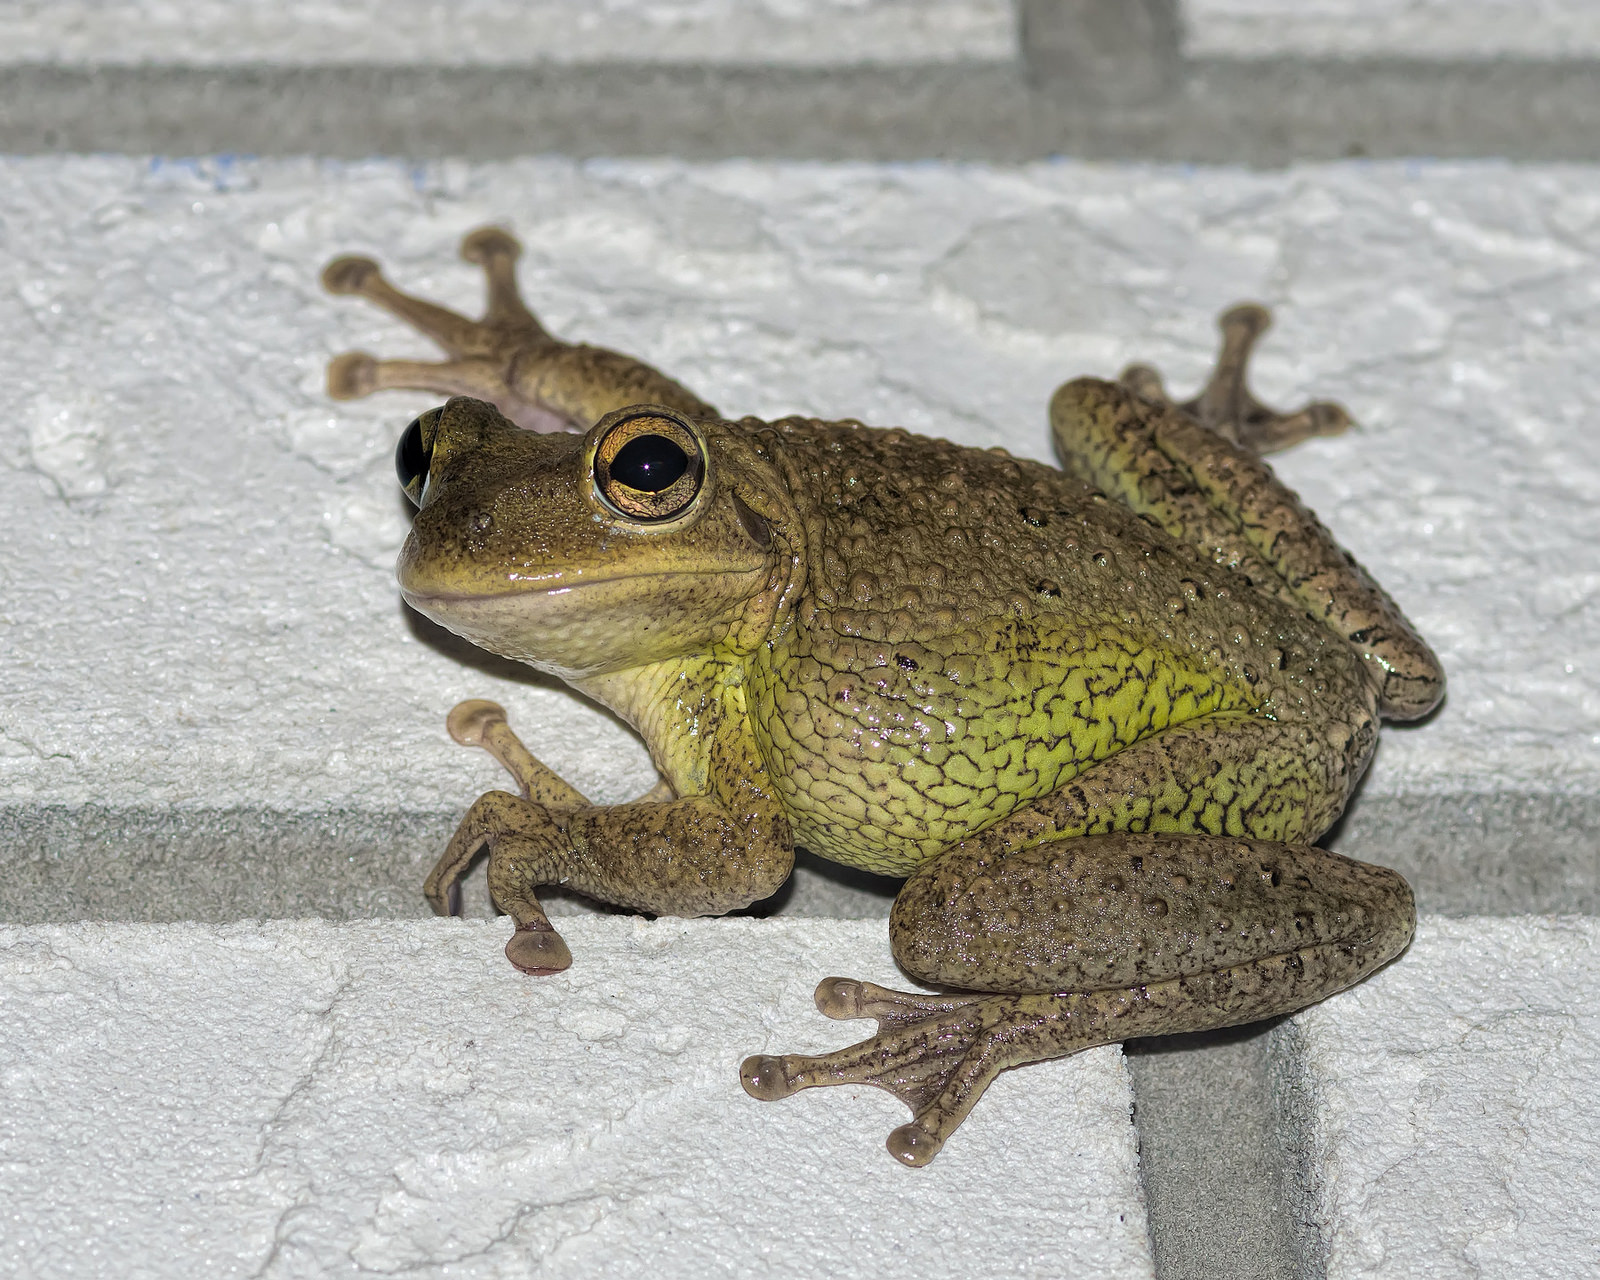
[460,227,522,265]
[1117,362,1170,405]
[739,1053,799,1101]
[814,976,986,1029]
[326,351,378,400]
[739,1039,933,1102]
[447,698,509,747]
[732,1036,902,1100]
[321,255,383,295]
[813,976,867,1018]
[886,1122,943,1168]
[504,922,573,976]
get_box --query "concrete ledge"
[0,916,1151,1279]
[1270,916,1600,1278]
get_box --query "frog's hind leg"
[1120,303,1350,455]
[323,227,716,430]
[744,707,1400,1165]
[743,831,1413,1166]
[1051,333,1444,720]
[743,980,1061,1167]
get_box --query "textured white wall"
[3,156,1597,819]
[1272,916,1600,1279]
[1184,0,1600,59]
[0,917,1151,1279]
[10,2,1597,68]
[0,0,1017,66]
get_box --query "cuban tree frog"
[323,228,1440,1166]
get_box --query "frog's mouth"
[401,567,767,679]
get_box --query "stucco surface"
[0,0,1015,66]
[2,155,1597,824]
[0,916,1150,1279]
[1271,915,1600,1279]
[1185,0,1600,60]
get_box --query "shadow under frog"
[322,228,1441,1166]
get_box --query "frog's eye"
[396,408,441,506]
[592,408,706,523]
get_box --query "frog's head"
[396,397,795,680]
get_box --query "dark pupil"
[611,434,688,492]
[395,417,431,492]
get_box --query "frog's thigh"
[1049,377,1443,720]
[738,709,1399,1164]
[890,831,1413,1008]
[892,703,1397,999]
[848,829,1413,1163]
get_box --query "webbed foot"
[741,978,1070,1167]
[322,226,716,432]
[321,227,574,431]
[1121,302,1351,454]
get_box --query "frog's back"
[741,417,1356,874]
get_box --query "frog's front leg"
[323,226,715,431]
[742,831,1411,1166]
[427,700,794,973]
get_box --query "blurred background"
[3,0,1598,162]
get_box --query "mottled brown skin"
[324,229,1442,1166]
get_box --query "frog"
[322,227,1440,1166]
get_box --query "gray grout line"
[0,805,908,924]
[1265,1018,1331,1280]
[1020,0,1183,107]
[1126,1028,1307,1280]
[5,792,1595,924]
[1328,792,1600,916]
[4,57,1600,162]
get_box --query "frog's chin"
[401,569,764,680]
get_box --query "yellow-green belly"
[747,621,1244,875]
